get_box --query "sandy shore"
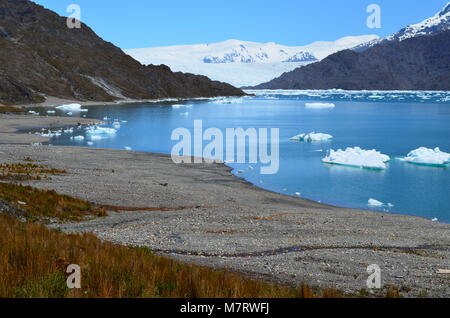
[0,113,449,297]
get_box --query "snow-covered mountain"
[355,2,450,51]
[125,35,378,87]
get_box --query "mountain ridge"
[0,0,245,105]
[251,30,450,91]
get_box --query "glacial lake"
[32,90,450,223]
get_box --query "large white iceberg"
[290,132,333,142]
[402,147,450,166]
[323,147,390,169]
[55,103,88,112]
[305,102,335,109]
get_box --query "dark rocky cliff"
[0,0,245,105]
[252,31,450,91]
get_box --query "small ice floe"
[38,130,62,138]
[387,203,395,208]
[248,166,254,170]
[28,110,38,115]
[47,110,56,114]
[112,120,121,129]
[432,218,438,222]
[295,192,301,197]
[290,132,333,142]
[103,116,109,121]
[124,146,132,151]
[322,147,390,169]
[87,141,94,146]
[32,142,42,146]
[305,103,335,109]
[63,128,74,133]
[212,98,243,104]
[121,120,128,123]
[66,112,73,116]
[400,147,450,166]
[70,135,85,142]
[86,126,117,136]
[368,198,384,207]
[56,103,88,112]
[172,104,193,109]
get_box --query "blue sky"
[33,0,449,49]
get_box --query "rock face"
[252,30,450,91]
[0,0,245,105]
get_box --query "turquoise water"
[34,90,450,222]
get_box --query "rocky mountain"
[251,30,450,91]
[251,4,450,91]
[125,36,379,87]
[0,0,245,105]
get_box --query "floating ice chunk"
[47,110,55,114]
[295,192,301,197]
[402,147,450,166]
[28,110,38,115]
[56,103,88,112]
[431,218,438,222]
[368,198,384,207]
[212,98,243,104]
[387,203,394,208]
[89,136,103,141]
[87,141,94,146]
[86,126,117,136]
[66,112,73,116]
[124,146,132,151]
[305,103,335,109]
[172,104,192,108]
[112,121,121,129]
[323,147,390,169]
[71,135,85,142]
[290,132,333,142]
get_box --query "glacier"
[322,147,390,169]
[401,147,450,166]
[290,132,333,142]
[124,36,379,87]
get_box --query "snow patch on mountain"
[355,2,450,51]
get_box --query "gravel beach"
[0,113,449,297]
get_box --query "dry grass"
[0,162,67,181]
[0,214,339,298]
[0,105,27,113]
[0,183,106,221]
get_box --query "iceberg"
[368,198,384,207]
[55,103,88,112]
[323,147,390,169]
[71,135,85,142]
[290,132,333,142]
[86,126,117,136]
[402,147,450,166]
[305,102,335,109]
[212,98,243,104]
